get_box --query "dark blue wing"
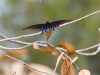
[50,20,73,27]
[22,20,73,33]
[22,24,47,31]
[48,20,73,30]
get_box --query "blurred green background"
[0,0,100,75]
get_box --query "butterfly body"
[22,20,73,33]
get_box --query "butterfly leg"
[41,30,44,34]
[53,27,55,31]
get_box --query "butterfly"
[22,20,73,33]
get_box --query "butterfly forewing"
[50,20,73,27]
[22,24,46,30]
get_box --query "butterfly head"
[45,21,50,25]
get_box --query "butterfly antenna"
[39,18,49,23]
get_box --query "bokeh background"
[0,0,100,75]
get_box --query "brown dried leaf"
[78,69,91,75]
[47,43,55,49]
[46,30,52,42]
[33,42,39,49]
[57,41,75,55]
[7,49,27,57]
[38,43,57,55]
[51,50,58,55]
[39,48,54,53]
[61,58,76,75]
[53,52,64,75]
[33,42,57,55]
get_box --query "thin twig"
[0,43,32,50]
[76,43,100,52]
[0,10,100,42]
[76,45,100,56]
[0,40,100,56]
[0,51,52,75]
[0,32,41,42]
[0,33,31,45]
[60,10,100,27]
